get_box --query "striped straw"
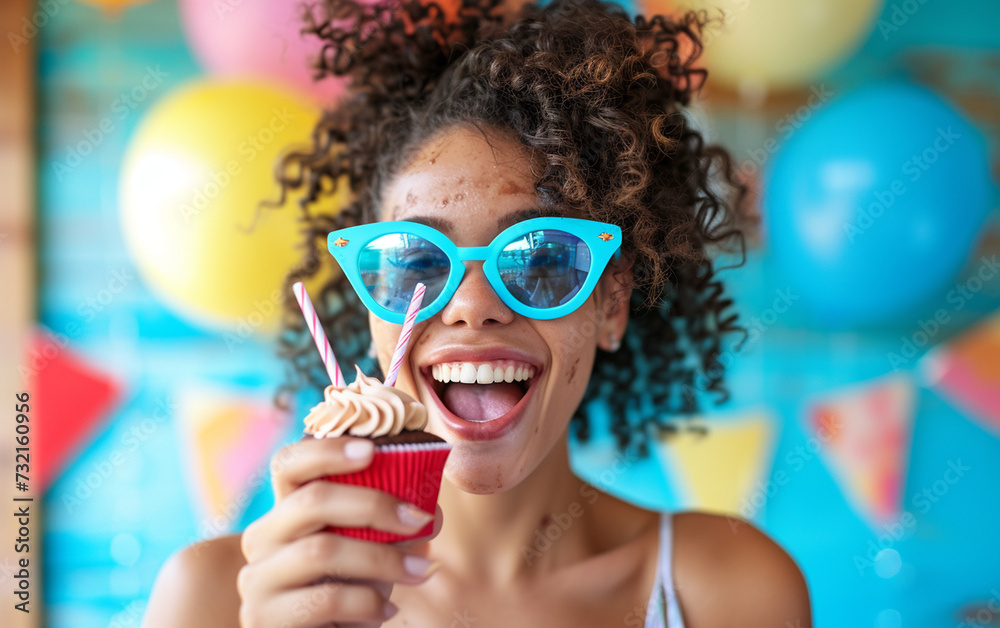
[292,281,344,387]
[383,283,426,387]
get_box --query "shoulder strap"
[659,512,684,628]
[645,512,684,628]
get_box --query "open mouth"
[422,360,538,424]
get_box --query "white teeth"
[428,361,537,385]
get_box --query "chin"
[442,452,519,495]
[434,426,550,495]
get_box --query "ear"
[595,262,633,353]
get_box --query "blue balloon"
[763,82,992,328]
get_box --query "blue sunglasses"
[327,217,622,324]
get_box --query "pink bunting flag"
[177,387,287,525]
[921,311,1000,436]
[807,374,915,527]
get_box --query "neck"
[433,436,599,585]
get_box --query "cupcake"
[303,366,451,543]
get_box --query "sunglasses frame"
[327,217,623,324]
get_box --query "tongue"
[442,382,525,423]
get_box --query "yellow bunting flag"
[656,410,776,517]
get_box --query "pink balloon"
[179,0,353,105]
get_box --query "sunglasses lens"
[358,233,450,314]
[497,230,592,309]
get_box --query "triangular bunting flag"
[808,374,915,527]
[655,410,775,517]
[177,387,287,525]
[921,311,1000,436]
[28,328,124,491]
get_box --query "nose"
[439,262,515,328]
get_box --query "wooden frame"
[1,0,38,626]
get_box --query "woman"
[145,0,811,625]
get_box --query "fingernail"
[383,602,399,619]
[344,439,373,460]
[397,502,434,528]
[403,555,440,578]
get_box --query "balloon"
[120,81,345,336]
[77,0,149,13]
[763,82,992,328]
[179,0,349,105]
[642,0,882,91]
[180,0,456,105]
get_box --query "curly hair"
[272,0,749,456]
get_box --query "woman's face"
[369,124,630,494]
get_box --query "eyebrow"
[396,214,453,232]
[496,206,552,230]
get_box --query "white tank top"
[644,512,685,628]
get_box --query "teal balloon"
[764,82,992,327]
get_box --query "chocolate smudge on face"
[540,514,551,528]
[567,357,580,384]
[423,143,445,165]
[498,179,531,196]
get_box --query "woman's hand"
[237,436,441,628]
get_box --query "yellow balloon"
[77,0,150,14]
[120,80,344,336]
[643,0,882,91]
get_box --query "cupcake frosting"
[303,366,427,438]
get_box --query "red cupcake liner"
[323,442,451,543]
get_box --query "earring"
[607,333,621,352]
